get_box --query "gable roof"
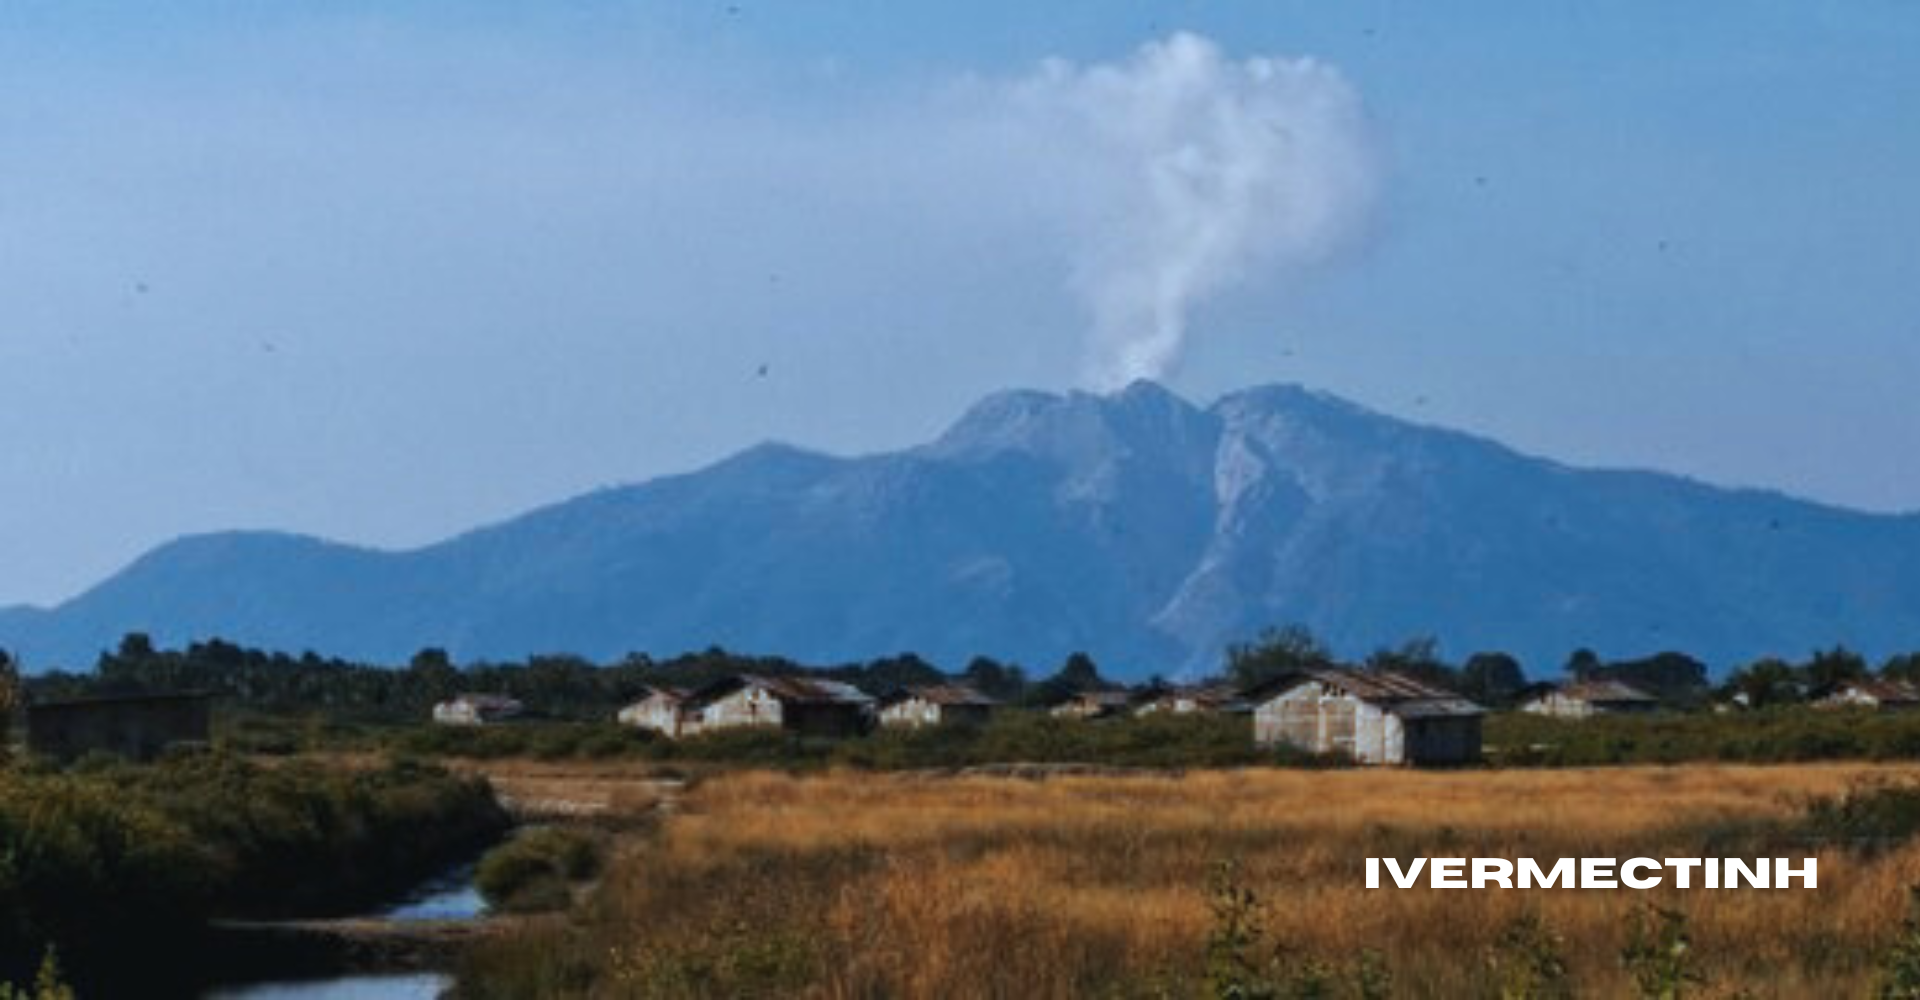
[1547,679,1658,704]
[695,673,875,707]
[876,684,997,708]
[1827,678,1920,704]
[445,692,523,710]
[1138,685,1246,710]
[1250,668,1483,719]
[629,685,693,704]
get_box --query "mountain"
[6,381,1920,677]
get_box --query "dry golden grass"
[464,763,1920,998]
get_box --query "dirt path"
[455,759,685,821]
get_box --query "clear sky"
[5,1,1920,606]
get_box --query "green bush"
[0,752,510,992]
[477,827,603,912]
[1486,707,1920,768]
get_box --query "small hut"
[692,675,875,738]
[1048,689,1135,720]
[1518,680,1659,718]
[1816,679,1920,711]
[1133,685,1246,717]
[431,693,525,726]
[617,686,699,738]
[26,691,212,762]
[876,685,997,728]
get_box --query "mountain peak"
[8,380,1920,676]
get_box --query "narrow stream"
[202,862,489,1000]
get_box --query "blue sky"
[4,2,1920,605]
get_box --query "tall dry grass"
[461,764,1920,998]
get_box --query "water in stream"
[203,863,488,1000]
[203,974,451,1000]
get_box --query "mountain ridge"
[6,381,1919,677]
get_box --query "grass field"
[456,762,1920,998]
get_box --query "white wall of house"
[1253,681,1400,765]
[879,697,941,728]
[1521,691,1596,718]
[701,685,784,730]
[618,694,698,738]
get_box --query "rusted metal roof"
[1831,679,1920,704]
[1253,668,1483,718]
[448,692,523,711]
[699,673,876,706]
[1553,679,1658,704]
[877,684,997,708]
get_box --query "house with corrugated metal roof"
[876,684,997,728]
[691,674,875,738]
[617,685,700,738]
[431,692,524,726]
[1048,689,1136,720]
[1132,684,1248,717]
[1249,669,1483,766]
[1815,678,1920,711]
[1518,679,1659,718]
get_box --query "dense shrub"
[0,752,510,992]
[1487,707,1920,767]
[477,827,603,912]
[1800,780,1920,850]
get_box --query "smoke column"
[1000,34,1378,388]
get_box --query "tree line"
[7,629,1920,722]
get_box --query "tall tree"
[1724,657,1801,708]
[1803,646,1870,693]
[1564,648,1603,682]
[0,649,20,755]
[1459,652,1526,706]
[1226,625,1332,690]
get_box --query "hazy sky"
[5,1,1920,606]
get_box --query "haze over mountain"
[5,381,1919,678]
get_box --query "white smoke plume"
[996,34,1378,388]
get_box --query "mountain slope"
[6,381,1919,676]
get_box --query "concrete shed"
[876,684,996,728]
[1133,685,1247,717]
[1519,680,1659,718]
[1250,669,1483,766]
[431,693,524,726]
[617,686,699,737]
[1048,690,1135,720]
[1816,679,1920,710]
[692,674,875,738]
[26,691,212,763]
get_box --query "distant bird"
[756,364,769,378]
[135,282,149,294]
[1473,176,1488,187]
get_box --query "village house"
[616,685,699,738]
[1815,678,1920,710]
[1132,685,1246,717]
[431,692,525,726]
[692,674,875,738]
[1518,679,1660,718]
[1250,668,1484,766]
[1048,689,1135,720]
[26,691,212,763]
[875,684,997,728]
